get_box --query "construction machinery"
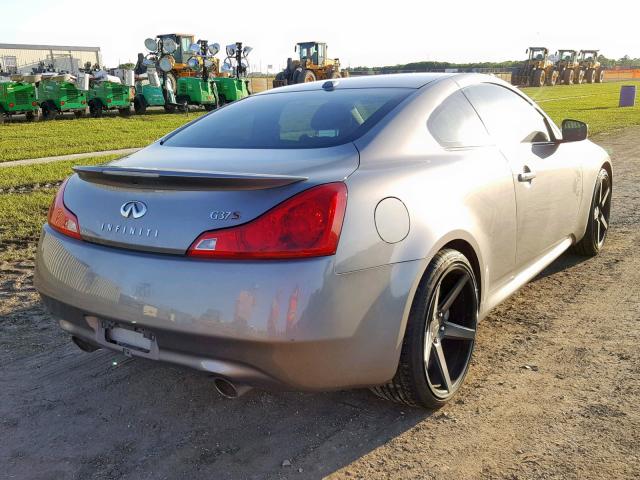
[0,75,40,122]
[87,75,134,117]
[579,50,605,84]
[210,42,251,104]
[135,34,222,113]
[37,74,87,120]
[273,42,348,87]
[554,50,583,85]
[511,47,557,87]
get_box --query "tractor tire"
[532,69,545,87]
[301,69,317,83]
[133,96,147,115]
[118,106,132,117]
[328,69,341,79]
[165,73,177,94]
[586,69,596,84]
[576,70,585,85]
[89,100,103,118]
[596,69,605,83]
[563,69,574,85]
[547,70,559,86]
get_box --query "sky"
[3,0,637,72]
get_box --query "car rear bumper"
[35,225,424,390]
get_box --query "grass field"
[522,81,640,136]
[0,110,204,163]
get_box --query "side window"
[463,83,551,144]
[428,90,490,148]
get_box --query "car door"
[463,83,582,268]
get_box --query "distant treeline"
[348,55,640,73]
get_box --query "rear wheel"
[547,70,558,86]
[25,110,38,121]
[576,70,585,84]
[371,249,479,408]
[586,68,596,84]
[573,168,611,256]
[597,69,605,83]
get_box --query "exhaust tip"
[71,336,100,352]
[213,377,252,399]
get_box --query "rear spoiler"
[73,166,307,190]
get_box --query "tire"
[547,70,558,86]
[597,69,605,83]
[25,110,37,122]
[118,107,132,117]
[532,69,545,87]
[133,96,147,115]
[89,100,103,118]
[329,69,341,79]
[165,73,177,94]
[573,168,611,257]
[163,103,177,113]
[371,249,479,408]
[563,69,574,85]
[576,70,585,85]
[302,69,317,83]
[74,109,86,119]
[586,69,596,84]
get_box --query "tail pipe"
[213,377,252,399]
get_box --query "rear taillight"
[48,178,81,240]
[60,100,65,106]
[188,183,347,259]
[31,101,38,106]
[8,102,14,108]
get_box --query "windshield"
[162,88,412,149]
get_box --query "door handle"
[518,167,537,182]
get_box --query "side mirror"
[562,119,588,142]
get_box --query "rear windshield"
[162,88,412,149]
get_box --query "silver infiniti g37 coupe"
[35,73,612,408]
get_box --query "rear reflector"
[188,182,347,259]
[48,178,81,239]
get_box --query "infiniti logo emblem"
[120,201,147,219]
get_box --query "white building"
[0,43,102,75]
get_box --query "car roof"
[260,73,457,94]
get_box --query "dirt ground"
[1,128,639,480]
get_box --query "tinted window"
[463,83,551,144]
[428,90,490,148]
[163,88,412,149]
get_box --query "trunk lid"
[64,143,359,254]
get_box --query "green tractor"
[0,75,40,122]
[209,42,252,104]
[37,74,87,120]
[87,77,134,117]
[134,34,220,113]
